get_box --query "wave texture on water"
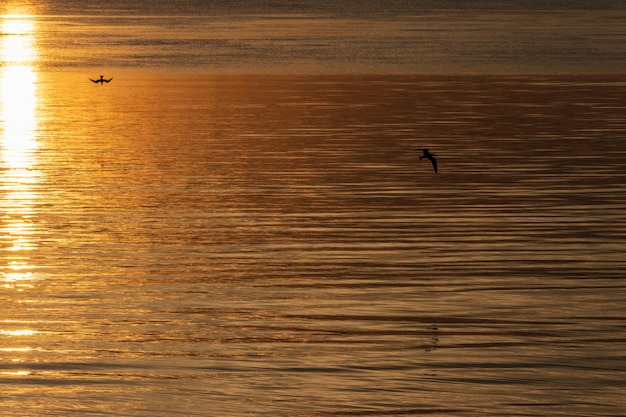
[0,73,625,416]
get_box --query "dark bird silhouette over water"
[417,148,437,173]
[90,75,113,84]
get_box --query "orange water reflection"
[0,13,40,290]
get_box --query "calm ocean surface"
[1,1,626,416]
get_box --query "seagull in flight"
[90,75,113,84]
[417,148,437,173]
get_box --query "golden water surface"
[1,9,626,417]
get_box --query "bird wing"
[429,156,437,173]
[89,79,98,83]
[104,78,113,82]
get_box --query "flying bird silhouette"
[90,75,113,84]
[417,148,437,173]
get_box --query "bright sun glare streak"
[0,329,37,336]
[1,16,38,165]
[2,18,35,62]
[1,14,39,287]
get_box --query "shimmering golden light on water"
[2,16,34,34]
[0,329,37,336]
[2,17,35,63]
[1,67,37,163]
[1,13,39,288]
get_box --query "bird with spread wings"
[417,148,437,173]
[90,75,113,84]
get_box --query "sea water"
[1,1,626,416]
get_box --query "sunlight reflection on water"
[1,14,40,296]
